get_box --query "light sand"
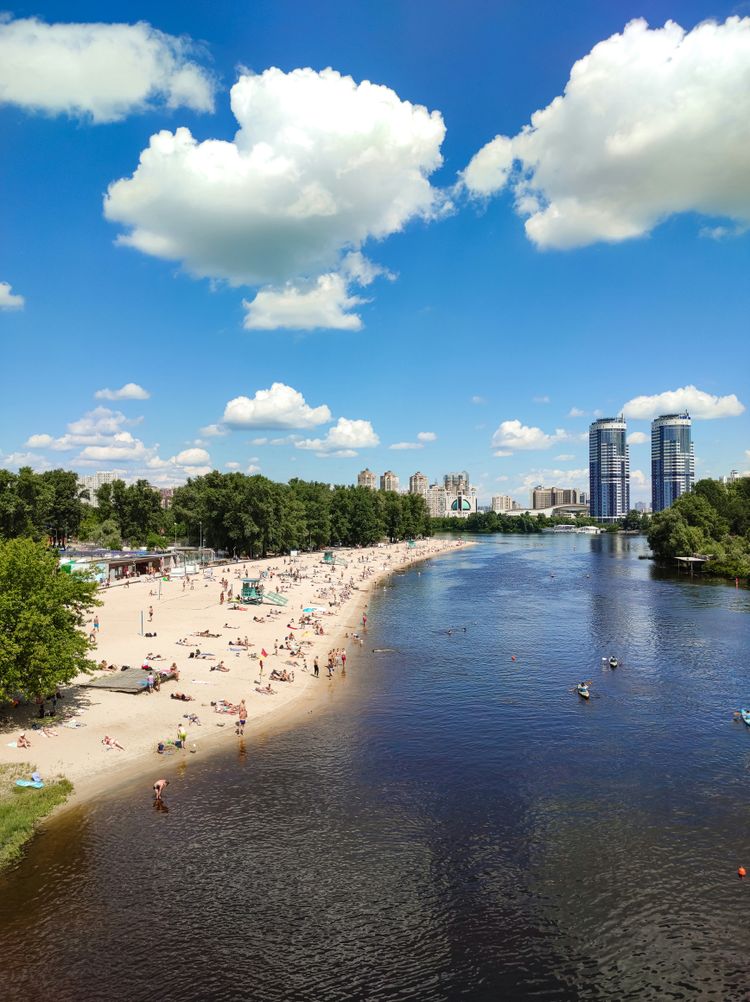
[1,539,469,805]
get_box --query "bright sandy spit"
[1,539,468,805]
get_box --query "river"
[1,533,749,1000]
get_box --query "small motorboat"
[608,656,619,669]
[576,683,590,700]
[741,708,750,726]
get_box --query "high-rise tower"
[589,417,630,522]
[651,413,694,512]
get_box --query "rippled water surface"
[2,534,750,1001]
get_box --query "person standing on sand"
[93,615,100,632]
[153,778,169,801]
[148,605,154,622]
[314,657,319,677]
[177,724,187,749]
[237,700,247,735]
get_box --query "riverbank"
[0,539,470,816]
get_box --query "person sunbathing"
[210,661,230,672]
[102,735,124,750]
[170,692,194,701]
[255,683,277,695]
[145,652,164,660]
[17,732,31,748]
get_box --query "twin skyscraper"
[589,413,694,521]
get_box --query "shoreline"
[1,538,472,818]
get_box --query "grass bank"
[0,763,73,869]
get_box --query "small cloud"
[247,463,261,474]
[225,461,241,469]
[389,442,423,450]
[627,431,648,445]
[417,431,437,442]
[200,423,227,437]
[297,417,379,453]
[251,437,268,445]
[471,395,486,405]
[568,407,585,418]
[0,281,25,310]
[494,450,512,457]
[223,383,331,429]
[94,382,150,401]
[24,433,53,448]
[533,395,550,404]
[492,419,567,451]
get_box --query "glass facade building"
[589,417,630,522]
[651,413,694,512]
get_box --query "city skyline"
[1,2,748,503]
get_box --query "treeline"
[170,473,432,554]
[648,478,750,578]
[0,467,432,554]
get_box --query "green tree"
[0,538,99,701]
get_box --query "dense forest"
[0,467,432,554]
[432,509,650,534]
[647,478,750,578]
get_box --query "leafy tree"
[0,538,99,702]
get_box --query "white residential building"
[78,470,118,507]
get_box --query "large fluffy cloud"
[491,419,566,452]
[297,418,379,455]
[222,383,331,429]
[0,282,25,309]
[622,385,745,420]
[104,67,446,328]
[462,17,750,248]
[0,17,214,122]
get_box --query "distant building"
[78,470,118,507]
[651,413,694,512]
[447,486,478,518]
[634,501,651,513]
[409,472,429,495]
[531,485,579,509]
[579,491,588,506]
[159,487,175,509]
[380,470,399,492]
[589,417,630,522]
[491,494,516,512]
[426,484,448,517]
[357,468,377,489]
[444,471,470,492]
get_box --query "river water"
[1,534,749,1001]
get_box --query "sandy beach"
[1,539,468,805]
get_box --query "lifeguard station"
[240,578,288,606]
[322,550,348,568]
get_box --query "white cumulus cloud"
[298,417,379,454]
[0,17,214,123]
[462,17,750,248]
[627,431,648,445]
[568,407,586,418]
[104,66,446,328]
[94,382,150,400]
[417,431,437,442]
[0,282,25,309]
[491,419,567,451]
[24,434,53,448]
[389,442,423,451]
[622,385,745,420]
[222,383,331,430]
[243,273,365,331]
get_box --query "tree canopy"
[0,538,99,702]
[647,478,750,578]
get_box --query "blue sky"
[1,0,748,504]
